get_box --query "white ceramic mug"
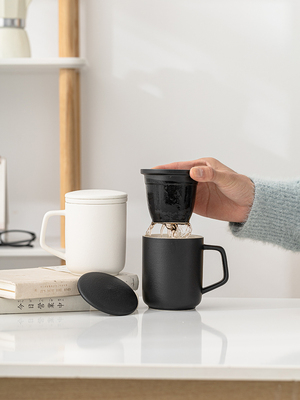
[40,189,128,275]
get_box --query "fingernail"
[193,167,204,179]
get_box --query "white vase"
[0,0,31,58]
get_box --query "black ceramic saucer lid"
[77,272,138,316]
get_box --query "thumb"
[190,165,235,189]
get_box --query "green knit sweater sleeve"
[229,178,300,251]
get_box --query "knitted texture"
[229,178,300,251]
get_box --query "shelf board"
[0,57,87,72]
[0,239,63,257]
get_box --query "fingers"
[190,164,236,189]
[154,157,236,190]
[154,157,226,171]
[153,161,199,170]
[190,164,255,207]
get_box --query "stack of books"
[0,265,139,314]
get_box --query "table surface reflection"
[1,298,300,381]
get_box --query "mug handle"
[40,210,66,260]
[201,244,229,294]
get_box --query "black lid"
[77,272,138,316]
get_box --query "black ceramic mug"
[142,235,229,310]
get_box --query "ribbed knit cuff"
[229,178,300,251]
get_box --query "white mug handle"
[40,210,66,260]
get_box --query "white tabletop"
[0,297,300,381]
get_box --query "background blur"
[2,0,300,297]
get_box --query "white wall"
[2,0,300,297]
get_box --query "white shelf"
[0,57,87,72]
[0,239,63,257]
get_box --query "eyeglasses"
[0,230,36,247]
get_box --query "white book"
[0,265,139,299]
[0,295,96,314]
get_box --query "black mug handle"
[201,244,229,294]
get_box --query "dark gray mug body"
[142,235,229,310]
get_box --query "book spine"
[0,157,7,230]
[118,273,139,291]
[0,296,96,314]
[13,272,139,300]
[15,280,79,299]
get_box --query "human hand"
[154,158,255,223]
